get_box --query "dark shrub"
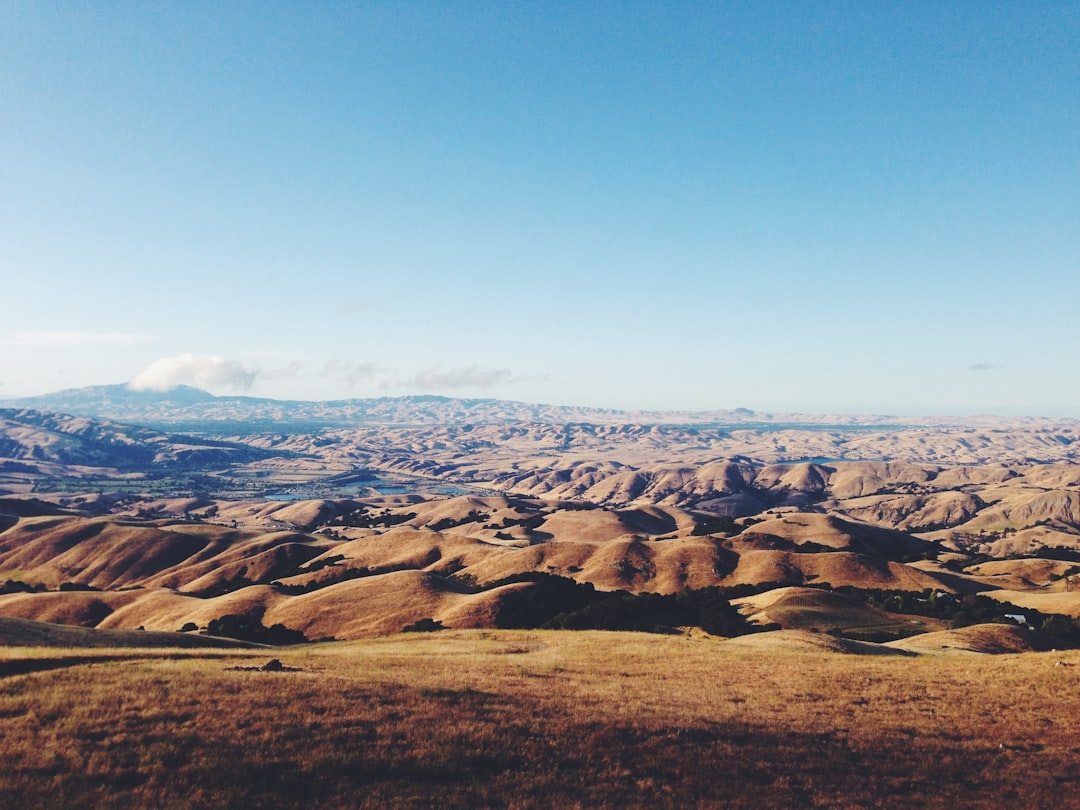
[403,618,445,633]
[206,612,308,645]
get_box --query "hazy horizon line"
[0,380,1077,422]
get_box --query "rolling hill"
[0,388,1078,649]
[3,490,1077,647]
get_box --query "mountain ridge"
[2,383,1064,430]
[0,408,280,472]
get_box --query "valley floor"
[2,630,1080,809]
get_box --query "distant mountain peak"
[119,384,217,404]
[4,383,217,410]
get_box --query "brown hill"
[888,623,1066,654]
[491,460,629,499]
[962,490,1080,532]
[823,461,939,499]
[0,497,77,519]
[830,491,983,532]
[721,629,912,656]
[0,584,288,635]
[962,559,1080,591]
[0,615,259,648]
[0,590,139,626]
[732,586,903,632]
[0,408,269,471]
[246,499,352,531]
[2,464,1078,645]
[458,537,638,591]
[979,589,1080,619]
[735,512,929,557]
[292,528,508,584]
[95,588,224,632]
[262,570,521,639]
[752,463,831,496]
[721,550,946,591]
[0,514,332,591]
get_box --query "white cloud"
[259,361,306,381]
[320,359,382,387]
[968,362,1004,373]
[128,354,256,392]
[7,331,152,347]
[401,365,515,391]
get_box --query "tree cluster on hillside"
[488,573,768,637]
[328,509,417,529]
[206,611,309,645]
[833,586,1080,645]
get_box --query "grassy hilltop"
[2,630,1080,808]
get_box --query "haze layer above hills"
[4,383,1064,430]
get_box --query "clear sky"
[2,2,1077,416]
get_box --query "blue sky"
[2,2,1077,415]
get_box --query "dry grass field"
[3,630,1080,809]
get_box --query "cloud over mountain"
[402,365,514,390]
[320,359,382,387]
[128,354,256,392]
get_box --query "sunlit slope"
[887,623,1066,654]
[0,615,258,648]
[0,512,331,591]
[0,494,962,640]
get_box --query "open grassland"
[2,631,1080,809]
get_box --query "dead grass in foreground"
[2,631,1080,808]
